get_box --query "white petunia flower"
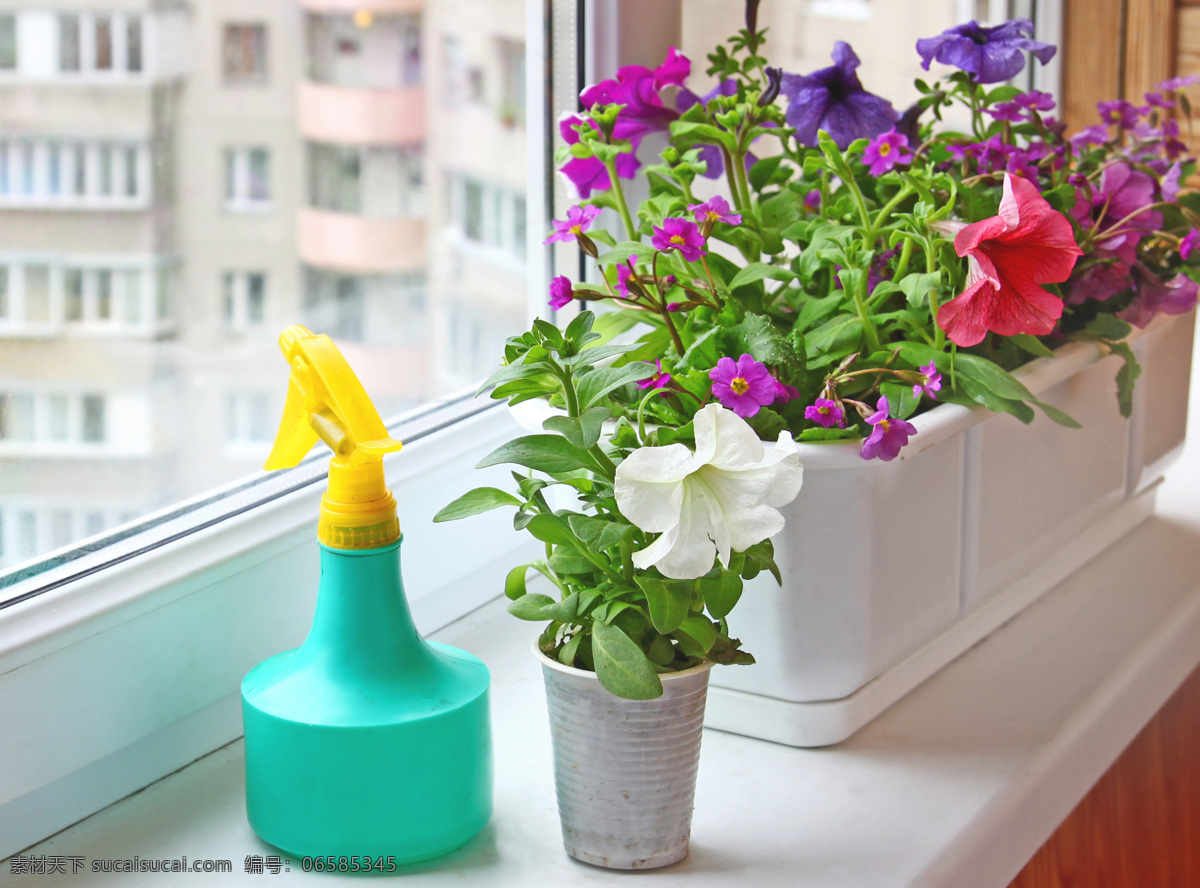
[614,403,805,580]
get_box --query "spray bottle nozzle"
[265,325,403,549]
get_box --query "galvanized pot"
[534,643,711,870]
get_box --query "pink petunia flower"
[651,217,707,262]
[860,396,917,462]
[936,173,1083,347]
[708,354,776,418]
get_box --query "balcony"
[297,208,425,274]
[297,81,425,146]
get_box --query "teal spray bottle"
[241,325,492,862]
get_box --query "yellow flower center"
[707,211,720,222]
[879,419,890,432]
[730,377,750,395]
[818,406,830,416]
[670,234,687,245]
[570,224,583,235]
[878,143,892,156]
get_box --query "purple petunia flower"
[548,275,575,310]
[860,396,917,461]
[862,129,912,176]
[689,196,742,228]
[780,42,899,149]
[804,397,845,428]
[636,359,672,390]
[1180,229,1200,261]
[913,361,942,400]
[709,354,777,418]
[1097,100,1143,130]
[1118,263,1200,328]
[1071,161,1162,262]
[1066,254,1132,305]
[652,217,707,262]
[544,204,603,245]
[916,19,1056,84]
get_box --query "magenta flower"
[709,354,777,418]
[556,114,642,198]
[916,19,1055,84]
[1118,264,1200,328]
[613,255,637,299]
[1156,74,1200,92]
[1181,229,1200,261]
[862,129,912,176]
[689,196,742,228]
[772,379,800,405]
[913,361,942,400]
[804,397,845,428]
[986,101,1027,123]
[1070,124,1110,150]
[636,359,672,390]
[1016,90,1056,111]
[652,218,707,262]
[548,275,575,309]
[1071,162,1162,263]
[860,396,917,462]
[1067,254,1132,304]
[1097,100,1143,130]
[805,190,822,213]
[544,204,603,245]
[1145,91,1175,110]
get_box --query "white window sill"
[8,450,1200,886]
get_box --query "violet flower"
[1118,263,1200,328]
[544,204,602,245]
[613,255,637,299]
[1097,100,1143,130]
[1066,254,1132,304]
[1071,162,1163,262]
[548,275,575,310]
[1156,75,1200,92]
[862,130,912,176]
[636,359,672,390]
[860,396,917,461]
[690,196,742,228]
[805,190,822,213]
[1070,124,1110,150]
[916,19,1056,84]
[1016,90,1056,112]
[804,397,845,428]
[986,101,1027,123]
[709,354,777,418]
[557,114,641,198]
[913,362,943,400]
[1180,229,1200,261]
[772,379,801,405]
[780,42,899,149]
[652,218,707,262]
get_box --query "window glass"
[1,0,534,576]
[0,14,17,71]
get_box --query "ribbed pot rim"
[532,640,713,684]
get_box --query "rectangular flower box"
[705,311,1195,747]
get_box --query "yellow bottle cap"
[264,326,403,549]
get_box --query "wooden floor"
[1008,666,1200,888]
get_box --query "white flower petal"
[707,403,766,470]
[614,474,684,533]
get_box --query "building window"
[307,143,423,217]
[496,39,525,126]
[0,14,17,71]
[222,24,268,84]
[303,267,426,344]
[305,13,421,89]
[0,259,163,333]
[0,393,35,442]
[226,392,275,446]
[449,173,527,264]
[0,391,105,446]
[57,12,145,76]
[222,271,267,329]
[442,36,483,106]
[0,138,147,207]
[224,147,271,212]
[126,16,143,73]
[59,15,81,72]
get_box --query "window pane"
[248,149,269,201]
[85,512,105,536]
[59,15,81,72]
[47,143,61,196]
[81,395,105,443]
[94,16,113,71]
[222,272,235,323]
[122,270,142,323]
[0,267,8,318]
[72,144,86,195]
[223,24,267,83]
[246,273,265,323]
[24,266,50,323]
[0,14,17,71]
[0,142,8,194]
[19,142,33,195]
[224,149,237,201]
[0,393,34,441]
[17,511,35,558]
[98,145,112,196]
[124,147,138,197]
[127,17,143,73]
[64,269,83,321]
[96,270,112,319]
[48,395,69,441]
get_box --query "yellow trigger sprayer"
[240,325,493,862]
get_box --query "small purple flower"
[1071,162,1162,262]
[860,396,917,462]
[1180,229,1200,261]
[862,129,912,176]
[709,354,777,418]
[1097,100,1143,130]
[772,379,801,405]
[636,359,672,390]
[613,255,637,299]
[1156,75,1200,92]
[1118,263,1200,328]
[913,361,942,400]
[916,19,1056,84]
[689,196,742,228]
[1145,91,1175,110]
[805,190,822,213]
[780,42,899,149]
[986,100,1027,123]
[548,275,575,309]
[651,217,707,262]
[805,397,845,428]
[1163,161,1184,203]
[666,302,682,312]
[1070,124,1110,150]
[544,204,603,245]
[1016,90,1056,112]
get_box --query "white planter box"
[705,311,1196,747]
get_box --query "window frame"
[0,0,676,860]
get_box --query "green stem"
[731,150,753,217]
[867,186,912,242]
[893,236,914,281]
[587,445,617,481]
[603,159,637,240]
[926,244,945,351]
[853,269,882,355]
[843,171,872,233]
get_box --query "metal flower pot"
[534,643,711,870]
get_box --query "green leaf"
[565,341,643,367]
[591,620,663,699]
[548,547,597,575]
[879,382,919,420]
[748,155,786,191]
[477,435,597,474]
[507,593,561,621]
[953,354,1036,402]
[673,615,717,657]
[758,191,805,231]
[433,487,522,522]
[635,575,692,634]
[805,315,862,366]
[897,272,941,309]
[543,406,609,449]
[504,564,529,600]
[1081,315,1133,341]
[728,262,796,291]
[725,313,802,372]
[524,513,578,547]
[575,364,656,411]
[559,632,583,666]
[958,376,1036,423]
[475,361,554,396]
[1109,339,1142,419]
[698,570,743,620]
[1032,399,1082,428]
[797,426,861,442]
[1010,333,1056,358]
[567,514,636,551]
